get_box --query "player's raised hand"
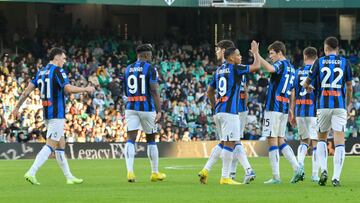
[85,86,95,94]
[250,40,259,54]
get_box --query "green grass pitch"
[1,157,359,203]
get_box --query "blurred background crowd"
[1,26,360,143]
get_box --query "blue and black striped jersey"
[31,64,69,120]
[238,75,248,113]
[292,65,316,117]
[307,54,353,109]
[209,63,250,115]
[265,60,295,113]
[124,60,158,112]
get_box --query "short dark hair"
[49,47,66,60]
[224,47,237,59]
[324,36,338,50]
[303,47,317,60]
[216,40,235,49]
[136,44,153,54]
[268,41,286,55]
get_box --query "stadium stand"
[1,28,360,143]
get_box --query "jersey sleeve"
[273,61,283,74]
[55,67,70,88]
[149,65,159,84]
[235,64,250,76]
[243,75,248,83]
[31,71,39,88]
[345,59,353,82]
[209,74,216,89]
[291,70,298,90]
[307,59,320,83]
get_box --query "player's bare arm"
[150,82,162,123]
[64,84,95,94]
[12,83,36,118]
[289,89,296,127]
[259,55,276,73]
[346,81,353,112]
[207,86,216,110]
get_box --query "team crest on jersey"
[62,73,67,78]
[164,0,175,6]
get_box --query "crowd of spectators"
[1,29,360,143]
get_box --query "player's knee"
[267,137,278,146]
[223,141,235,148]
[46,139,59,149]
[301,138,310,145]
[127,131,137,142]
[278,137,286,145]
[146,133,156,143]
[317,132,328,140]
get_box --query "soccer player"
[12,47,95,185]
[289,47,320,182]
[198,40,256,184]
[123,44,165,183]
[206,41,260,185]
[259,41,304,184]
[303,37,353,187]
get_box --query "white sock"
[55,149,74,180]
[204,143,223,171]
[147,142,159,173]
[280,143,299,172]
[297,143,308,167]
[233,144,252,175]
[221,147,233,178]
[124,141,135,173]
[230,156,238,177]
[28,145,53,176]
[269,146,280,180]
[332,145,345,181]
[312,147,319,177]
[316,141,328,172]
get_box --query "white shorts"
[262,111,288,138]
[317,109,347,133]
[296,117,317,140]
[214,113,241,141]
[238,111,248,138]
[125,110,157,134]
[45,119,65,142]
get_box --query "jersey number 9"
[218,77,227,97]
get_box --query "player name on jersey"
[129,67,143,72]
[217,68,230,74]
[321,59,342,65]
